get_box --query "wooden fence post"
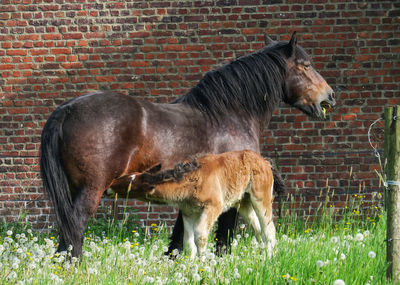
[385,106,400,280]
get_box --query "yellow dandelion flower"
[151,223,157,227]
[132,230,136,233]
[50,237,55,240]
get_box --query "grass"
[0,193,391,285]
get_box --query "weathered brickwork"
[0,1,399,230]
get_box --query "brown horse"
[40,32,335,257]
[128,150,284,259]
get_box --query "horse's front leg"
[166,211,185,256]
[215,208,238,255]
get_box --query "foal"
[130,150,284,258]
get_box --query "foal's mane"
[173,45,287,122]
[138,160,200,186]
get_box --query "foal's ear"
[148,163,162,174]
[286,31,297,58]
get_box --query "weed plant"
[0,189,389,284]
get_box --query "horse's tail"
[40,105,77,250]
[137,159,200,187]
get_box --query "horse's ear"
[264,33,275,45]
[287,31,297,58]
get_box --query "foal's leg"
[250,184,276,257]
[195,204,222,256]
[237,194,262,241]
[182,214,197,259]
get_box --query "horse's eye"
[304,64,311,69]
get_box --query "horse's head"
[268,32,336,119]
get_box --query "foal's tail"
[266,158,285,196]
[40,105,77,250]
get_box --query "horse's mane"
[173,45,287,122]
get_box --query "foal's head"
[267,32,336,119]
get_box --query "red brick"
[96,76,116,82]
[7,49,28,56]
[51,48,71,55]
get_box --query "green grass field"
[0,193,390,284]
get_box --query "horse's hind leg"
[67,184,105,257]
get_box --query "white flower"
[231,239,238,248]
[7,230,13,236]
[239,224,246,230]
[210,259,217,266]
[331,236,339,243]
[144,276,154,283]
[88,267,98,275]
[193,273,201,282]
[340,253,346,260]
[355,233,364,241]
[368,251,376,259]
[333,279,345,285]
[7,271,17,280]
[316,260,324,268]
[191,264,198,273]
[83,251,91,258]
[246,268,253,273]
[179,264,186,271]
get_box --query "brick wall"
[1,1,399,230]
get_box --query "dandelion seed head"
[368,251,376,259]
[355,233,364,241]
[333,279,345,285]
[331,236,339,243]
[316,260,324,268]
[6,230,13,236]
[193,273,201,282]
